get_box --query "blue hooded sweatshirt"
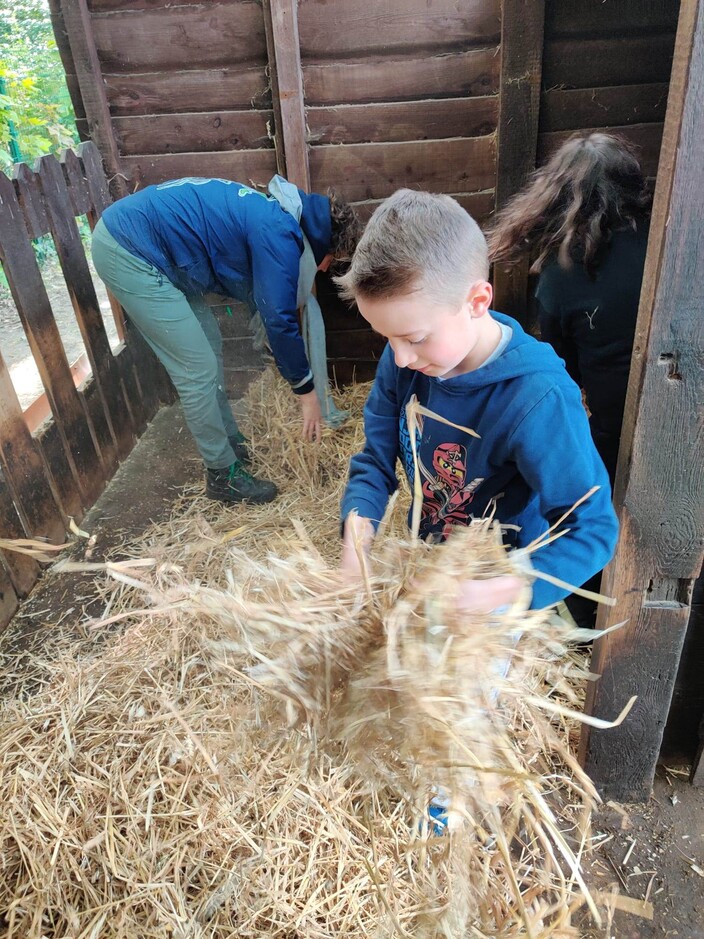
[341,313,619,609]
[101,177,333,394]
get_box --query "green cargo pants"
[92,218,239,470]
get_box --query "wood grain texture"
[298,0,501,58]
[122,149,278,189]
[580,0,704,801]
[0,351,66,546]
[103,67,271,116]
[543,34,676,89]
[493,0,546,321]
[113,110,273,156]
[540,83,670,133]
[262,0,310,189]
[90,2,266,72]
[308,136,496,202]
[546,0,680,39]
[351,189,495,225]
[308,96,498,145]
[37,154,134,469]
[59,0,127,198]
[303,48,500,106]
[0,475,40,598]
[0,172,100,516]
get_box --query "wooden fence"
[0,142,170,631]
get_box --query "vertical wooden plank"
[0,474,40,598]
[492,0,545,322]
[262,0,311,190]
[0,348,66,546]
[0,560,19,633]
[58,0,128,200]
[12,163,50,238]
[60,147,91,216]
[580,0,704,801]
[261,1,287,178]
[37,153,135,466]
[79,142,171,419]
[0,172,101,514]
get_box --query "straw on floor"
[0,369,630,938]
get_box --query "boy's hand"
[299,390,323,442]
[456,576,524,614]
[340,514,375,581]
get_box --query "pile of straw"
[0,370,629,937]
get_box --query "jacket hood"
[430,312,568,391]
[298,190,332,265]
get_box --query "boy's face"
[357,281,494,378]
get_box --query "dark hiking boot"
[206,461,277,504]
[228,433,252,466]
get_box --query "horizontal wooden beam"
[540,83,670,134]
[122,149,278,189]
[307,96,498,146]
[112,110,274,156]
[543,33,676,89]
[298,0,501,58]
[308,136,496,202]
[303,47,500,106]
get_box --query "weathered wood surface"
[541,83,670,133]
[0,475,40,598]
[351,189,495,226]
[298,0,501,58]
[543,34,676,89]
[308,96,498,145]
[61,148,92,216]
[37,154,134,469]
[262,0,310,190]
[103,67,271,116]
[59,0,127,199]
[538,122,665,178]
[0,173,100,516]
[303,48,500,106]
[309,136,496,202]
[580,0,704,801]
[0,354,66,546]
[12,163,50,239]
[0,558,18,633]
[546,0,680,37]
[122,149,277,189]
[90,2,266,71]
[113,110,273,156]
[493,0,545,321]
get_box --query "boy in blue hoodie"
[92,177,359,504]
[336,189,618,612]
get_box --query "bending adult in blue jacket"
[92,177,359,504]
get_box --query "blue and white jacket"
[102,177,333,394]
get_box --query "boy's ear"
[468,280,493,317]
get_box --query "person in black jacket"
[487,133,652,624]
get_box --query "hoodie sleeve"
[507,384,619,609]
[242,222,314,395]
[341,346,400,528]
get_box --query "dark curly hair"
[328,189,362,271]
[487,133,652,277]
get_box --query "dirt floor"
[0,397,703,938]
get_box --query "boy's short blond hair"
[334,189,489,306]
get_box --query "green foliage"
[0,0,78,173]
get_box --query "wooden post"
[493,0,545,322]
[262,0,311,190]
[580,0,704,801]
[58,0,128,200]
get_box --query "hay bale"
[0,371,623,937]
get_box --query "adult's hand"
[299,390,323,442]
